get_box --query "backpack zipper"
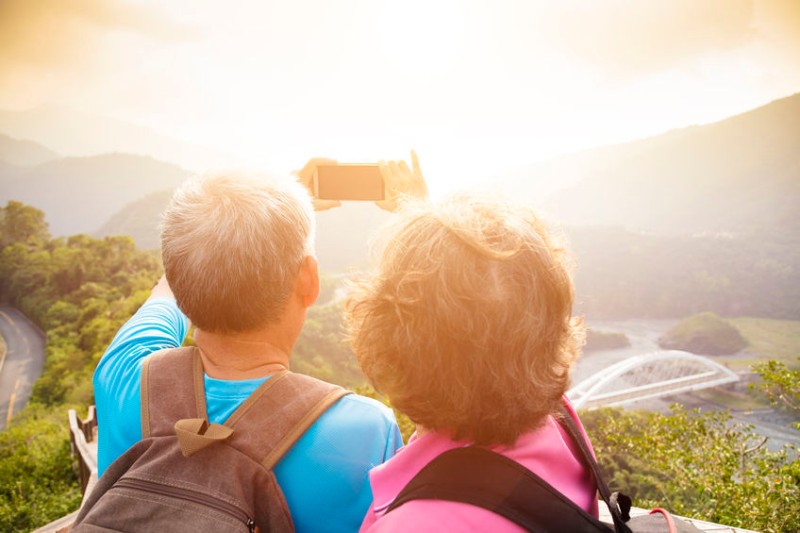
[114,477,256,532]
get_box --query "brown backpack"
[73,347,349,532]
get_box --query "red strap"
[649,508,678,533]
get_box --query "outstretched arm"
[149,274,175,301]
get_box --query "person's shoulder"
[304,390,400,445]
[328,392,397,425]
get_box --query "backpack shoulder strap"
[141,347,206,437]
[223,370,351,468]
[386,446,611,532]
[556,404,632,533]
[143,347,349,466]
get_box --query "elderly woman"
[344,185,598,531]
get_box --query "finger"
[388,160,402,180]
[398,160,411,176]
[303,157,337,168]
[377,159,389,176]
[295,157,338,185]
[312,199,342,212]
[410,150,422,177]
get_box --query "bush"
[0,405,82,532]
[659,312,747,355]
[581,405,799,533]
[584,329,631,352]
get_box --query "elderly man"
[92,157,423,532]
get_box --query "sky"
[1,0,799,195]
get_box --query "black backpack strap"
[556,405,632,533]
[387,446,611,532]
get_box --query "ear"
[296,255,320,308]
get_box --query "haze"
[1,0,798,196]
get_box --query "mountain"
[97,188,392,271]
[0,106,241,173]
[0,154,190,237]
[95,189,175,248]
[314,203,392,272]
[0,133,59,166]
[502,93,800,235]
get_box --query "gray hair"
[161,173,315,333]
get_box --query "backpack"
[73,347,349,532]
[387,405,702,533]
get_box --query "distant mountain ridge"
[98,189,391,272]
[502,92,800,235]
[0,106,241,173]
[0,153,189,237]
[2,92,798,296]
[0,133,59,166]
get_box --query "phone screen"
[313,165,385,201]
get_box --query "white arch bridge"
[567,351,739,410]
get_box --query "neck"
[194,326,293,380]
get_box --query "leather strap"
[141,347,204,437]
[141,347,350,467]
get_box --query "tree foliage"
[750,358,800,430]
[0,202,160,531]
[571,226,800,320]
[658,311,747,355]
[584,329,630,352]
[0,201,50,250]
[581,405,799,533]
[2,200,798,532]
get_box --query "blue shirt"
[94,298,404,533]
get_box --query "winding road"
[0,307,45,430]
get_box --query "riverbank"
[576,317,800,450]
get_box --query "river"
[573,319,799,451]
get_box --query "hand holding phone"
[296,151,428,211]
[313,164,385,201]
[294,158,342,211]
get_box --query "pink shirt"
[360,398,599,532]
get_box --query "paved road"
[0,307,45,430]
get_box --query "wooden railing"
[32,407,98,533]
[68,406,98,498]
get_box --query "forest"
[0,200,798,533]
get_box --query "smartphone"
[312,164,385,201]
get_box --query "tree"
[750,358,800,430]
[581,405,799,533]
[0,201,49,249]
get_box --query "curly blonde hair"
[344,196,583,445]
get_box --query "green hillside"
[570,224,800,320]
[95,189,174,249]
[506,93,800,235]
[0,154,189,237]
[0,133,58,166]
[97,189,392,271]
